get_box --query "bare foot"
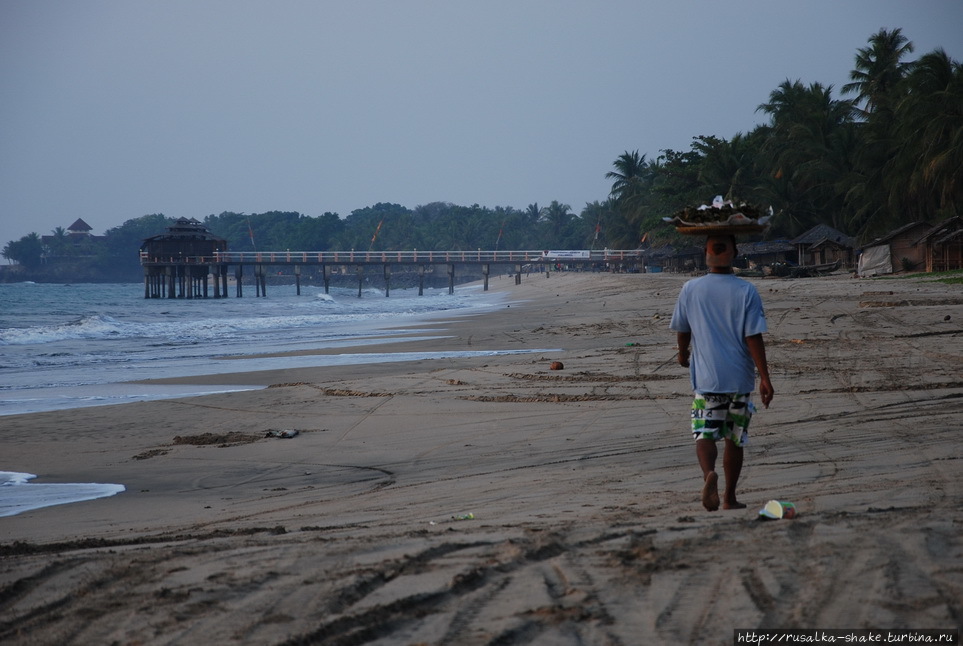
[723,500,747,510]
[702,471,720,511]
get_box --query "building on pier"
[140,218,228,298]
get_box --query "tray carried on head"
[664,200,773,236]
[674,223,770,236]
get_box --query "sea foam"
[0,471,125,518]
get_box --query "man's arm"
[745,333,774,408]
[677,331,691,368]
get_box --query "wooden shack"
[140,218,228,298]
[858,221,931,276]
[643,244,705,272]
[916,216,963,273]
[736,240,794,269]
[791,224,855,268]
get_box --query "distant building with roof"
[857,221,932,276]
[40,218,106,257]
[914,216,963,273]
[67,218,93,234]
[643,243,704,272]
[140,218,229,298]
[790,224,855,267]
[140,217,227,261]
[736,240,795,268]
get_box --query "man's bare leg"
[696,439,720,511]
[722,438,746,509]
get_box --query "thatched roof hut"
[141,218,227,261]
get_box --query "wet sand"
[2,270,961,645]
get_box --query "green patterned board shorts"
[691,392,755,446]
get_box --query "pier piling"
[139,246,643,300]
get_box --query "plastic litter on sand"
[759,500,797,519]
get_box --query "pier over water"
[139,217,642,299]
[139,248,643,299]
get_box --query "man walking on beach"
[670,234,774,511]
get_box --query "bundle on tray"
[664,196,773,236]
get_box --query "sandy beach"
[2,269,961,645]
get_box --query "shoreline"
[2,270,961,644]
[0,280,523,415]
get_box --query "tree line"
[3,28,960,281]
[606,28,961,245]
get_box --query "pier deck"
[139,249,643,298]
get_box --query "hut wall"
[807,243,843,266]
[926,235,963,272]
[889,233,926,272]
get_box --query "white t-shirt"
[670,272,768,394]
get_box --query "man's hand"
[677,332,691,368]
[759,375,774,409]
[746,334,773,408]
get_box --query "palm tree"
[539,201,575,248]
[524,203,544,242]
[47,226,70,258]
[2,232,45,269]
[583,198,640,249]
[606,150,648,200]
[842,29,916,237]
[692,133,766,204]
[606,150,655,242]
[492,206,533,250]
[447,204,491,250]
[651,146,704,208]
[579,201,604,249]
[890,49,963,220]
[756,80,858,235]
[843,28,914,119]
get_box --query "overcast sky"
[2,1,961,245]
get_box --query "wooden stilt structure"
[140,228,644,301]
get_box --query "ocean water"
[1,471,125,518]
[0,280,550,416]
[1,280,553,517]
